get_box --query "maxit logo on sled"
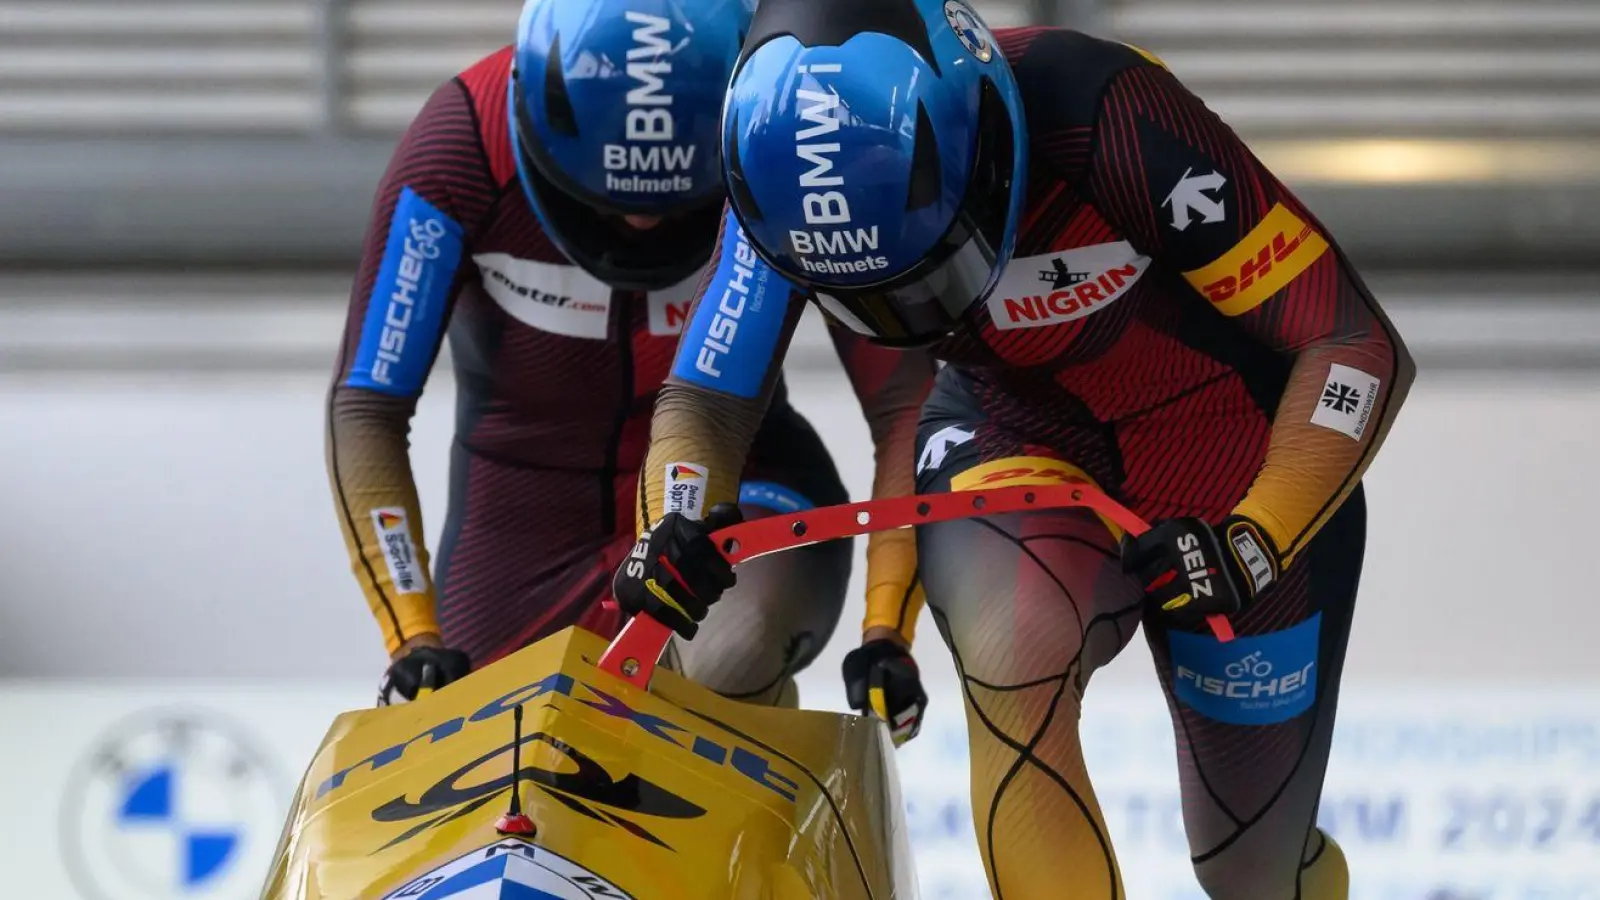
[348,187,464,396]
[1169,614,1321,725]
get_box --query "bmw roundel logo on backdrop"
[60,711,286,900]
[943,0,994,62]
[381,840,635,900]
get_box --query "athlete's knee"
[1190,829,1347,900]
[675,544,844,700]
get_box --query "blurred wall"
[2,0,1599,267]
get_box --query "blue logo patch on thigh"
[1168,614,1321,726]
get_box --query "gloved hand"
[612,504,741,639]
[379,636,472,706]
[1119,515,1280,628]
[843,637,928,747]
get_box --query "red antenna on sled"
[494,704,536,837]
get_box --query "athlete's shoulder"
[997,27,1168,132]
[443,46,517,188]
[456,46,515,109]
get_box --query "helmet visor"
[813,227,999,346]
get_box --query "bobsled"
[260,481,1227,899]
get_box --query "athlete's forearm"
[831,326,937,642]
[326,385,440,653]
[1234,279,1415,566]
[637,379,772,531]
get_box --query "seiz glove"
[379,643,472,706]
[1119,516,1280,628]
[843,639,928,746]
[612,504,741,639]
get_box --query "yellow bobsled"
[261,482,1194,900]
[259,624,917,899]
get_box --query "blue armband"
[347,187,464,396]
[671,216,793,398]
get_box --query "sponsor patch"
[985,241,1151,330]
[665,462,709,520]
[370,507,427,595]
[672,217,792,398]
[1310,363,1381,441]
[948,456,1094,492]
[474,253,613,340]
[1227,523,1276,594]
[347,188,463,396]
[1183,203,1329,316]
[738,481,814,514]
[1169,614,1321,725]
[944,0,994,62]
[948,456,1123,540]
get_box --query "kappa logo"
[381,840,633,900]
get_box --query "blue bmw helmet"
[722,0,1028,345]
[511,0,754,290]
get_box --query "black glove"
[379,645,472,706]
[843,639,928,747]
[612,504,741,639]
[1119,515,1280,627]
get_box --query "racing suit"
[633,29,1413,898]
[327,47,934,702]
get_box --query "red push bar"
[597,482,1236,689]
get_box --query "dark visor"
[794,77,1017,346]
[512,77,723,290]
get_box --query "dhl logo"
[949,456,1095,492]
[948,457,1126,539]
[1183,203,1329,317]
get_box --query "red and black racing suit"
[326,48,932,702]
[637,29,1414,898]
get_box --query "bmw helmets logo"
[61,711,285,900]
[382,840,635,900]
[943,0,994,62]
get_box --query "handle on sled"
[598,483,1236,689]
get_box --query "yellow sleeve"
[326,387,440,655]
[827,323,936,644]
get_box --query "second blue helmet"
[511,0,754,290]
[722,0,1028,344]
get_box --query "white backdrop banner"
[3,682,1597,900]
[900,684,1600,900]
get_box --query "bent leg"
[671,403,854,707]
[1145,489,1366,900]
[920,504,1143,900]
[671,507,851,707]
